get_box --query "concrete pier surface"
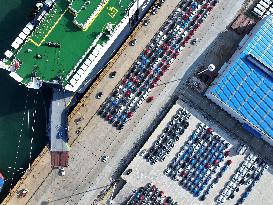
[3,0,273,204]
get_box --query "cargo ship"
[0,0,153,92]
[0,171,4,193]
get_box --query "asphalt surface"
[5,0,266,204]
[113,102,273,205]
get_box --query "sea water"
[0,0,50,201]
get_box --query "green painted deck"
[14,0,132,86]
[69,0,86,13]
[73,0,102,27]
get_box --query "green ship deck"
[12,0,132,86]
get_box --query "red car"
[125,90,131,97]
[204,163,210,169]
[151,83,156,88]
[224,150,230,157]
[106,115,113,121]
[121,78,127,85]
[207,127,213,134]
[144,49,150,55]
[227,160,232,166]
[127,112,133,118]
[146,96,154,103]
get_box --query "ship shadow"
[0,69,50,117]
[0,0,40,57]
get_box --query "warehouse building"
[206,15,273,145]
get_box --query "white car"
[131,97,139,105]
[245,161,253,169]
[178,46,184,52]
[246,153,257,163]
[169,58,175,65]
[204,170,211,178]
[164,167,172,175]
[227,181,237,189]
[222,188,232,197]
[254,166,263,175]
[161,35,167,41]
[140,149,147,156]
[237,144,247,155]
[156,40,164,47]
[59,168,65,176]
[263,164,269,170]
[157,31,164,37]
[232,173,242,182]
[216,195,226,204]
[155,58,162,64]
[246,178,254,185]
[101,155,109,162]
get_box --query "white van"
[259,0,270,8]
[256,4,267,12]
[253,7,264,16]
[262,0,272,4]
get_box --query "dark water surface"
[0,0,50,201]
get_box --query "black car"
[110,71,117,78]
[96,92,103,99]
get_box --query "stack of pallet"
[231,14,256,35]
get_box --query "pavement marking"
[83,0,110,32]
[107,6,118,18]
[29,39,40,47]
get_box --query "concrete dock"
[3,0,273,204]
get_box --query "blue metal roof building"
[206,16,273,145]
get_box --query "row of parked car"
[252,0,273,18]
[164,122,230,198]
[126,183,177,205]
[98,0,219,129]
[143,108,191,164]
[199,159,233,201]
[216,152,269,204]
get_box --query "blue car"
[192,188,200,197]
[218,146,224,151]
[191,159,196,165]
[204,178,210,185]
[218,154,224,161]
[140,54,146,60]
[193,178,200,185]
[180,24,186,29]
[199,185,206,192]
[156,49,162,55]
[139,63,145,70]
[112,99,119,106]
[154,67,161,74]
[118,114,126,122]
[242,192,249,199]
[221,164,228,173]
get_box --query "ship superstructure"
[1,0,147,92]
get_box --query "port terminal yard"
[2,0,273,204]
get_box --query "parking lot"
[113,101,273,205]
[98,0,220,129]
[4,0,261,204]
